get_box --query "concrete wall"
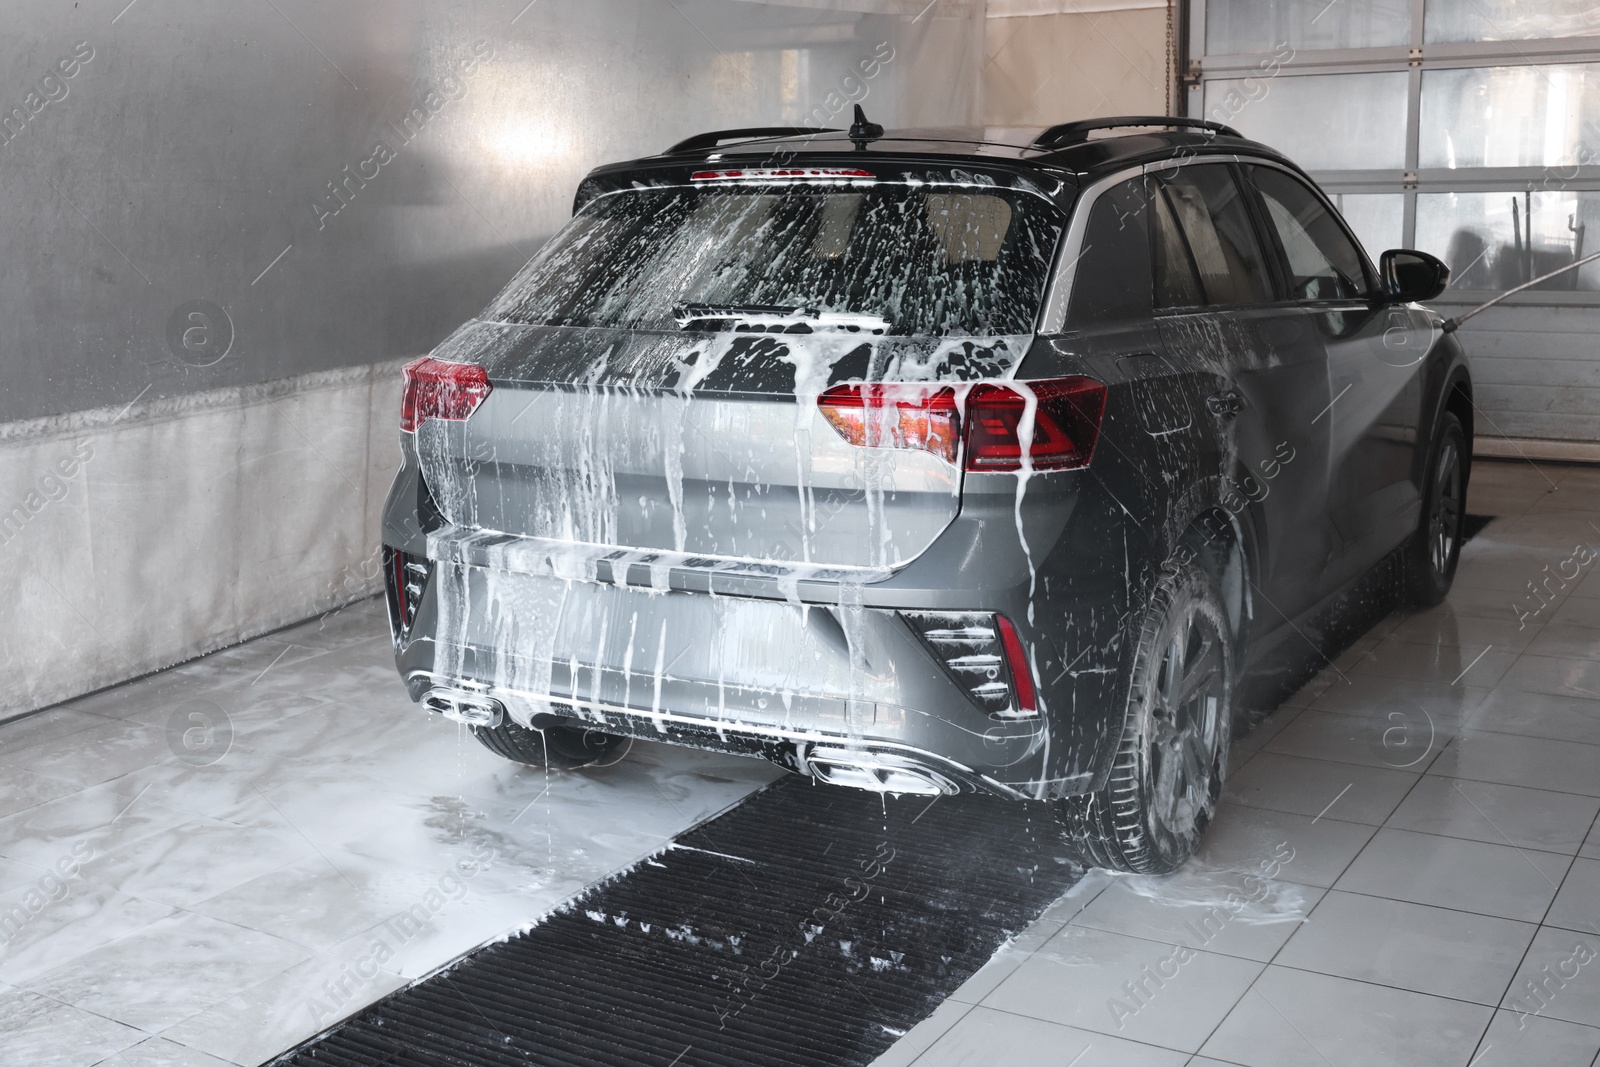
[984,0,1168,126]
[1,0,987,721]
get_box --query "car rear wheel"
[471,717,628,770]
[1057,557,1234,874]
[1402,411,1468,607]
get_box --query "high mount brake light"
[401,357,492,433]
[818,384,959,464]
[963,377,1106,472]
[689,168,875,183]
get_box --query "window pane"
[1421,64,1600,169]
[484,184,1063,336]
[1327,193,1404,257]
[1153,184,1205,309]
[1415,190,1600,291]
[1159,166,1276,306]
[1425,0,1600,44]
[1067,179,1154,327]
[1204,73,1410,171]
[1245,167,1372,299]
[1206,0,1410,52]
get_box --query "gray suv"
[382,115,1470,873]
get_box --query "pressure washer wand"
[1441,248,1600,333]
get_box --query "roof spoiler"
[666,127,842,155]
[1033,116,1242,150]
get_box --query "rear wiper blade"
[672,303,888,334]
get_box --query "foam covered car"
[382,116,1470,873]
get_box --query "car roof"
[623,121,1297,180]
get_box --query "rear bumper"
[392,557,1077,798]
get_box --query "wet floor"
[2,459,1598,1067]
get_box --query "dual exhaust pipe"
[422,686,504,728]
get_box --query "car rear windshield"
[483,182,1065,337]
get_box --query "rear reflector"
[995,614,1037,714]
[963,377,1105,472]
[401,357,492,433]
[818,384,959,464]
[690,167,874,183]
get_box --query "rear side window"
[483,183,1064,337]
[1066,178,1154,326]
[1245,166,1372,301]
[1156,165,1275,307]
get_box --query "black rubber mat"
[275,776,1086,1067]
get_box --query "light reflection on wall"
[2,0,985,424]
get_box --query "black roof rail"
[666,127,842,155]
[1033,116,1242,150]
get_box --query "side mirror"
[1380,249,1450,303]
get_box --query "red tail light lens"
[401,357,492,433]
[963,377,1106,472]
[995,614,1037,713]
[818,384,960,464]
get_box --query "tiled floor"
[0,602,780,1066]
[872,458,1600,1067]
[4,459,1598,1067]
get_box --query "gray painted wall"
[0,0,986,719]
[2,0,984,424]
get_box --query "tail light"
[401,357,492,433]
[817,376,1105,472]
[903,611,1038,718]
[818,384,959,463]
[964,377,1106,472]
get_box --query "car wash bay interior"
[3,2,1600,1067]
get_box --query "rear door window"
[1066,177,1154,326]
[1245,166,1373,302]
[1155,165,1276,307]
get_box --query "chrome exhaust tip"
[799,745,960,796]
[422,687,504,728]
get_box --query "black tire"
[471,717,628,770]
[1402,411,1468,607]
[1057,558,1234,875]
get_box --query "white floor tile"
[911,1006,1189,1067]
[1499,653,1600,702]
[1544,857,1600,936]
[868,995,975,1067]
[22,910,310,1033]
[1263,709,1446,772]
[1474,1008,1600,1067]
[1501,925,1600,1028]
[1347,637,1517,688]
[1222,753,1419,825]
[0,879,174,984]
[1385,776,1600,855]
[0,986,145,1067]
[1333,828,1570,922]
[1192,803,1375,889]
[1273,890,1535,1004]
[1198,967,1491,1067]
[160,952,408,1065]
[1428,731,1600,797]
[983,924,1263,1054]
[1463,687,1600,746]
[1069,867,1319,964]
[93,1038,237,1067]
